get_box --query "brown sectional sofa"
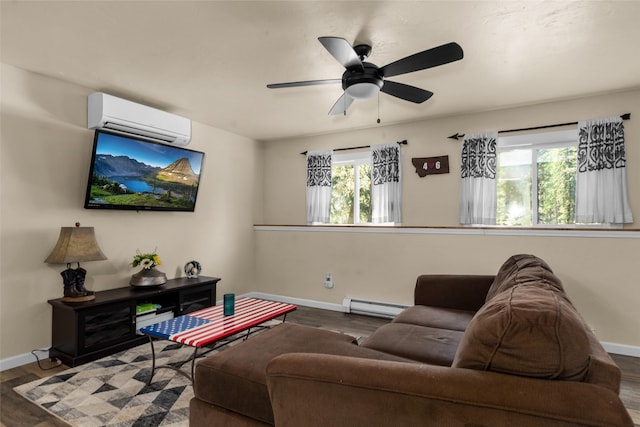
[190,254,633,426]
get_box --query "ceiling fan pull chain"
[377,93,381,124]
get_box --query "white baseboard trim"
[4,297,639,370]
[0,351,39,372]
[601,341,640,358]
[241,292,347,313]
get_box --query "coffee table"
[140,297,296,384]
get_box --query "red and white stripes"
[170,298,296,347]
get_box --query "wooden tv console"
[47,276,220,367]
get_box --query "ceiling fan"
[267,37,464,115]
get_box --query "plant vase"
[130,267,167,287]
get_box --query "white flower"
[140,258,154,269]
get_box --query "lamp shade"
[44,224,107,264]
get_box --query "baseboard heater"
[342,297,407,319]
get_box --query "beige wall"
[1,62,638,362]
[258,89,640,349]
[0,64,263,359]
[263,90,640,226]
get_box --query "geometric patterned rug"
[13,327,274,427]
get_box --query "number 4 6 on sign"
[411,155,449,178]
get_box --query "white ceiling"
[2,1,640,142]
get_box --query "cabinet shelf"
[48,276,220,367]
[135,306,176,318]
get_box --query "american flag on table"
[140,297,296,347]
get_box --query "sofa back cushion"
[452,284,591,381]
[485,254,564,302]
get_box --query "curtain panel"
[306,150,332,224]
[371,143,402,223]
[576,117,633,224]
[459,132,498,225]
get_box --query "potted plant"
[130,249,167,287]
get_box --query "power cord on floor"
[31,348,63,371]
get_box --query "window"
[330,152,372,224]
[497,130,578,226]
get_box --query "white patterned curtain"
[459,132,498,225]
[371,143,402,223]
[576,117,633,224]
[306,150,332,224]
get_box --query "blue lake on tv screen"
[117,178,166,194]
[119,179,151,193]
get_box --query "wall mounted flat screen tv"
[84,130,205,212]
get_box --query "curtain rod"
[300,139,407,155]
[448,113,631,141]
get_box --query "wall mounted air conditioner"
[87,92,191,146]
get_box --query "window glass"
[331,164,355,224]
[537,146,576,225]
[497,149,532,226]
[496,130,578,227]
[330,152,372,225]
[358,163,372,223]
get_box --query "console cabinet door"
[179,285,215,314]
[79,302,134,352]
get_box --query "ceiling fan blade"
[328,92,355,115]
[318,37,364,71]
[380,80,433,103]
[267,79,341,89]
[380,42,463,78]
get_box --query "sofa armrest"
[414,274,495,311]
[266,353,633,427]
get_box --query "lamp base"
[59,266,95,303]
[61,294,96,303]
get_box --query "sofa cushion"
[485,254,564,302]
[452,284,591,381]
[361,323,464,366]
[393,305,475,332]
[193,323,414,424]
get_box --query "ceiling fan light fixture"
[345,82,380,99]
[267,37,464,114]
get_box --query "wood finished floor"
[1,305,638,426]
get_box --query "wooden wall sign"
[411,155,450,177]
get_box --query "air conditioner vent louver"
[87,92,191,146]
[102,122,177,143]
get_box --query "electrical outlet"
[324,273,334,289]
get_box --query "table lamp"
[44,222,107,303]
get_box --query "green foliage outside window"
[330,163,371,224]
[359,164,372,223]
[537,147,576,225]
[331,165,354,224]
[497,146,576,226]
